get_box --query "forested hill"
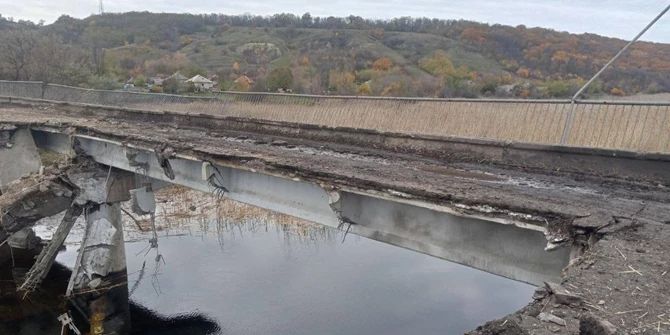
[1,12,669,98]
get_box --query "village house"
[186,75,215,92]
[168,71,188,82]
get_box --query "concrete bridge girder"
[32,129,570,286]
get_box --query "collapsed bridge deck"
[1,101,669,334]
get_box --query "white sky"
[1,0,669,43]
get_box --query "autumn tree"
[231,75,253,91]
[460,27,487,44]
[516,67,531,78]
[419,51,456,77]
[0,28,38,80]
[357,82,372,95]
[610,87,625,96]
[372,57,393,71]
[267,67,294,91]
[328,70,356,94]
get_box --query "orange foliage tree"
[372,57,393,71]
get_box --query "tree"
[328,70,356,94]
[610,87,625,96]
[357,82,372,95]
[134,75,146,87]
[30,33,91,85]
[372,57,393,71]
[0,28,38,80]
[231,75,253,92]
[267,67,293,91]
[546,81,571,97]
[419,51,456,77]
[162,77,180,94]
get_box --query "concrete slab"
[0,128,41,192]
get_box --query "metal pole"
[572,3,670,102]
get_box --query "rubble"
[544,282,583,305]
[538,312,567,327]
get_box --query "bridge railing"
[0,80,669,154]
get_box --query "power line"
[572,3,670,102]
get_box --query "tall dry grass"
[7,81,667,153]
[146,186,337,243]
[132,98,670,154]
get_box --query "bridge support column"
[0,127,41,193]
[67,203,131,335]
[64,168,135,334]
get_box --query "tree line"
[0,12,668,96]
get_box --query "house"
[167,71,188,82]
[186,75,215,92]
[148,76,165,87]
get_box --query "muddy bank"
[469,220,669,335]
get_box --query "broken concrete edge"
[33,121,626,234]
[29,124,554,227]
[30,123,606,268]
[2,97,670,186]
[48,125,590,251]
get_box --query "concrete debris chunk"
[538,312,567,327]
[544,281,583,305]
[532,287,548,300]
[7,228,40,249]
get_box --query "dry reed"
[133,99,670,154]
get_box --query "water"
[51,219,534,335]
[2,215,534,334]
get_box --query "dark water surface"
[11,219,534,334]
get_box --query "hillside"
[1,12,669,98]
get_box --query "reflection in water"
[58,217,533,335]
[0,261,219,335]
[7,190,535,335]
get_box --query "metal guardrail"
[0,80,668,154]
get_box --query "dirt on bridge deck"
[0,102,669,334]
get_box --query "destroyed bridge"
[0,81,669,334]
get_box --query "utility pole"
[99,0,104,15]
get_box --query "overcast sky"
[1,0,669,42]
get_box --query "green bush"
[267,68,294,91]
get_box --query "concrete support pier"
[67,203,131,335]
[0,127,41,193]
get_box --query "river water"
[52,217,532,335]
[2,190,536,335]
